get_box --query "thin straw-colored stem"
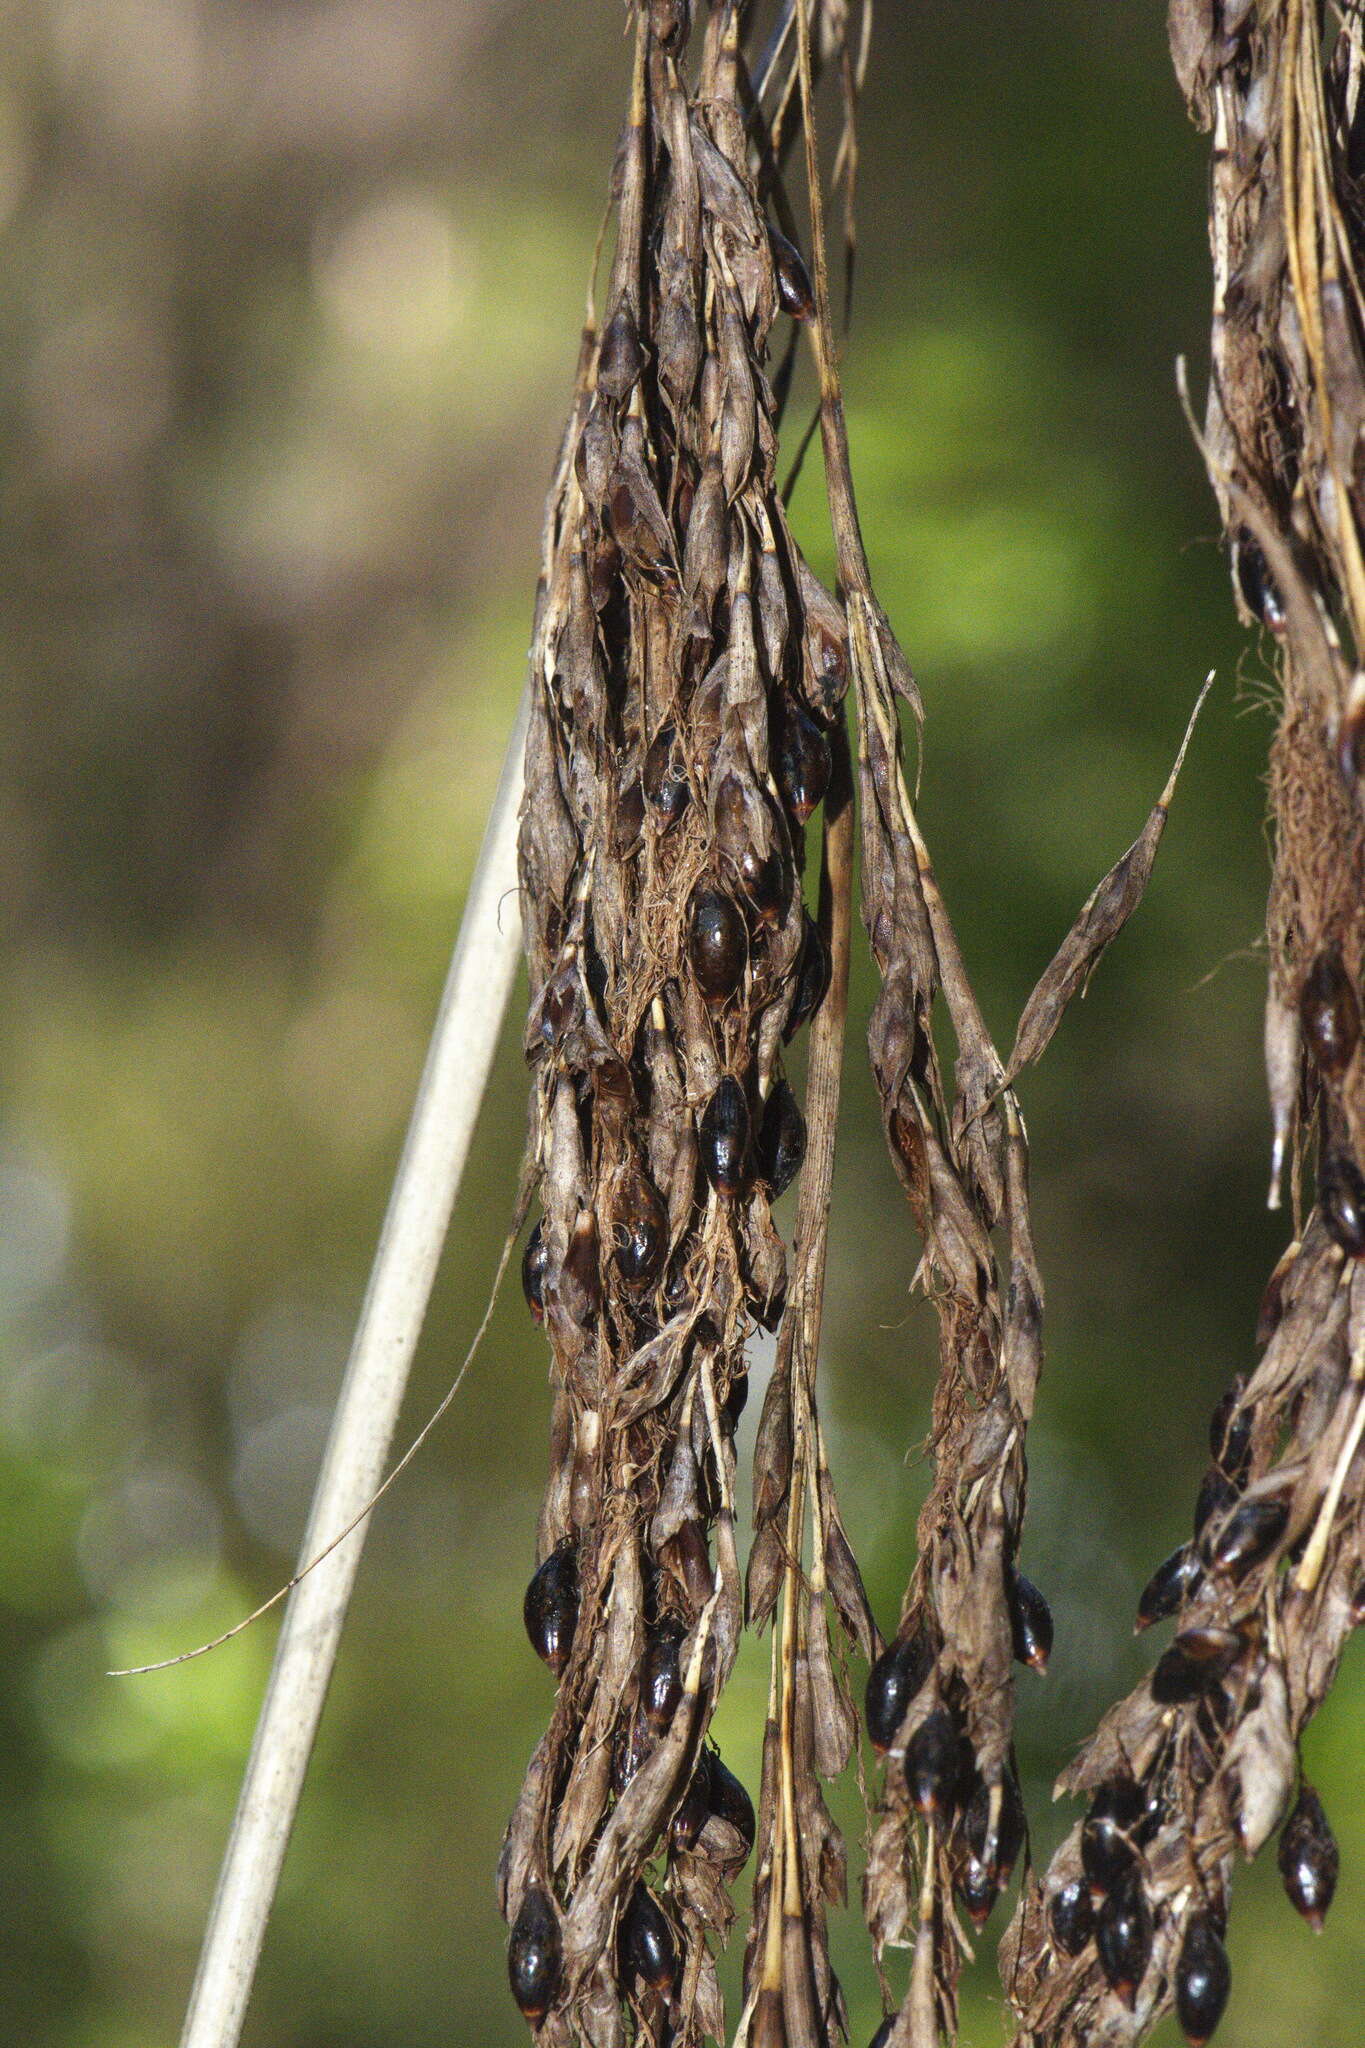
[180,683,529,2048]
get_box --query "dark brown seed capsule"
[1194,1465,1239,1538]
[589,531,621,613]
[611,1705,651,1794]
[596,305,644,402]
[758,1079,806,1198]
[1278,1782,1339,1930]
[864,1631,934,1753]
[1081,1777,1147,1900]
[523,1540,578,1676]
[769,226,816,320]
[700,1077,750,1199]
[1009,1572,1054,1674]
[1208,1374,1251,1475]
[613,1170,668,1289]
[1050,1877,1095,1957]
[508,1885,561,2020]
[903,1707,960,1816]
[785,912,831,1040]
[670,1753,711,1851]
[1095,1872,1152,2010]
[724,1370,749,1427]
[736,845,787,929]
[689,886,746,1005]
[1300,950,1360,1078]
[709,1753,756,1861]
[1256,1242,1297,1349]
[869,2019,896,2048]
[956,1853,998,1931]
[1208,1495,1289,1580]
[521,1221,550,1323]
[774,695,832,823]
[1319,1151,1365,1257]
[1176,1912,1231,2045]
[620,1886,677,1992]
[963,1771,1026,1888]
[1151,1625,1241,1705]
[640,1619,685,1732]
[1135,1544,1202,1631]
[1234,531,1285,634]
[611,775,645,857]
[644,723,689,824]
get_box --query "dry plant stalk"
[1003,6,1365,2043]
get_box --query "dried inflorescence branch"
[1002,7,1365,2043]
[500,8,870,2042]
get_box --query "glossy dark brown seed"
[644,723,689,824]
[1009,1571,1054,1673]
[640,1619,685,1732]
[785,912,831,1040]
[620,1886,677,1991]
[864,1631,933,1753]
[613,1170,668,1288]
[689,886,746,1004]
[1135,1543,1202,1630]
[1175,1912,1231,2045]
[903,1707,960,1815]
[523,1539,578,1676]
[596,306,644,402]
[709,1753,756,1859]
[736,845,787,928]
[1050,1877,1095,1957]
[774,696,832,823]
[1299,950,1360,1078]
[589,532,620,613]
[963,1771,1026,1887]
[1095,1871,1152,2010]
[612,775,645,856]
[1081,1777,1147,1899]
[1151,1625,1241,1705]
[769,227,815,320]
[1208,1495,1288,1580]
[1194,1465,1239,1538]
[700,1076,750,1199]
[758,1079,806,1198]
[1278,1782,1339,1930]
[1319,1150,1365,1257]
[521,1221,550,1323]
[1208,1375,1251,1476]
[956,1853,998,1931]
[1234,531,1285,633]
[508,1885,561,2019]
[669,1752,711,1850]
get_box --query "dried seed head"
[612,1168,668,1289]
[1175,1912,1231,2046]
[903,1706,960,1816]
[689,885,747,1005]
[1299,949,1361,1078]
[1081,1777,1148,1900]
[640,1618,685,1732]
[700,1076,751,1199]
[1207,1495,1289,1581]
[644,723,690,824]
[1136,1543,1202,1630]
[785,911,831,1040]
[758,1078,807,1198]
[769,226,815,321]
[1009,1571,1054,1674]
[774,694,833,824]
[522,1220,550,1324]
[523,1539,579,1676]
[864,1630,934,1753]
[1319,1150,1365,1257]
[619,1885,677,1992]
[1095,1870,1152,2010]
[508,1884,561,2020]
[597,304,645,403]
[1049,1877,1095,1957]
[1151,1625,1242,1705]
[1278,1782,1339,1930]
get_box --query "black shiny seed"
[1136,1544,1202,1631]
[644,723,690,824]
[1320,1150,1365,1258]
[864,1631,934,1753]
[508,1885,561,2020]
[1095,1871,1152,2011]
[700,1076,751,1199]
[523,1539,578,1676]
[1208,1375,1252,1478]
[770,226,816,320]
[1009,1571,1054,1674]
[774,695,832,824]
[758,1079,807,1198]
[736,845,787,929]
[521,1221,550,1324]
[903,1707,960,1816]
[963,1770,1026,1888]
[1176,1912,1231,2045]
[1050,1877,1095,1957]
[1234,531,1285,633]
[709,1753,755,1860]
[1278,1781,1339,1930]
[689,885,746,1004]
[1081,1777,1147,1900]
[669,1752,711,1851]
[620,1885,677,1992]
[785,912,831,1040]
[956,1852,999,1930]
[640,1620,685,1732]
[1151,1626,1241,1706]
[1208,1495,1289,1581]
[613,1170,668,1289]
[1300,950,1361,1078]
[1194,1465,1240,1538]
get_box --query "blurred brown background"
[1,4,1361,2045]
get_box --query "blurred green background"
[2,3,1360,2044]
